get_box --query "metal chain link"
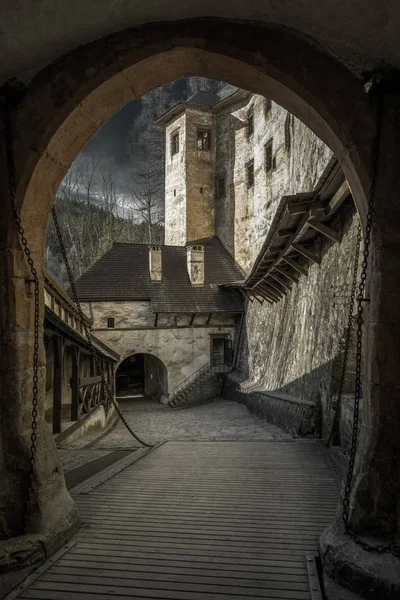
[2,82,40,532]
[326,221,362,447]
[341,96,400,558]
[51,206,153,448]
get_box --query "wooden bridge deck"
[19,440,340,600]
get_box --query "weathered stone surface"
[224,372,320,436]
[83,299,236,391]
[215,94,332,270]
[320,520,400,599]
[236,208,361,442]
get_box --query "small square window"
[265,139,273,173]
[107,317,115,328]
[246,160,254,188]
[171,131,179,155]
[197,129,211,151]
[264,97,272,116]
[217,176,226,199]
[247,112,254,137]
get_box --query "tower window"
[171,131,179,156]
[217,176,226,199]
[265,97,272,116]
[247,112,254,137]
[107,317,115,328]
[265,139,273,173]
[246,160,254,188]
[197,130,211,151]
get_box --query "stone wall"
[164,113,187,245]
[236,206,360,441]
[83,300,236,392]
[186,109,215,242]
[215,94,332,271]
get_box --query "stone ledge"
[224,373,321,437]
[0,507,80,575]
[320,520,400,599]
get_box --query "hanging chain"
[51,207,153,448]
[326,221,362,447]
[341,96,400,558]
[2,81,39,532]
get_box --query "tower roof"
[154,88,251,126]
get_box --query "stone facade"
[215,95,332,270]
[82,300,236,392]
[162,89,363,451]
[164,108,215,245]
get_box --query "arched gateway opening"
[1,18,400,599]
[116,354,168,402]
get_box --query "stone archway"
[1,19,400,585]
[116,353,168,403]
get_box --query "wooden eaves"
[224,157,352,304]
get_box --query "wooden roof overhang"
[224,157,352,304]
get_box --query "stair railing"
[168,356,227,400]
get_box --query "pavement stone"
[91,397,292,449]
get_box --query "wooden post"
[71,345,80,421]
[52,335,64,434]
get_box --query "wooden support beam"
[274,266,299,283]
[277,228,296,238]
[282,256,308,276]
[264,277,287,296]
[326,181,350,216]
[52,335,64,434]
[240,289,254,303]
[307,219,342,243]
[71,345,80,421]
[287,194,315,215]
[189,313,196,326]
[154,313,159,327]
[256,282,281,301]
[292,243,321,265]
[269,273,292,292]
[206,313,212,325]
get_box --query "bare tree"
[129,154,164,244]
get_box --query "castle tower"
[155,92,218,245]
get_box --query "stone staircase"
[168,360,230,409]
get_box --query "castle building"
[74,87,355,428]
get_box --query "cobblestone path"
[93,397,291,450]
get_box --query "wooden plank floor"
[20,440,340,600]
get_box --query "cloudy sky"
[70,77,234,200]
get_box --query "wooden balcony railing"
[44,272,91,339]
[71,375,107,420]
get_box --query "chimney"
[149,246,162,281]
[187,245,205,287]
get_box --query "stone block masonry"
[224,372,321,437]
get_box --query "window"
[247,112,254,137]
[197,129,211,150]
[107,317,115,328]
[265,139,273,173]
[246,160,254,188]
[217,176,226,199]
[264,97,272,116]
[285,112,293,152]
[171,131,179,155]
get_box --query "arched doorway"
[116,353,168,402]
[1,21,399,586]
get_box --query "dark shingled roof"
[72,236,244,314]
